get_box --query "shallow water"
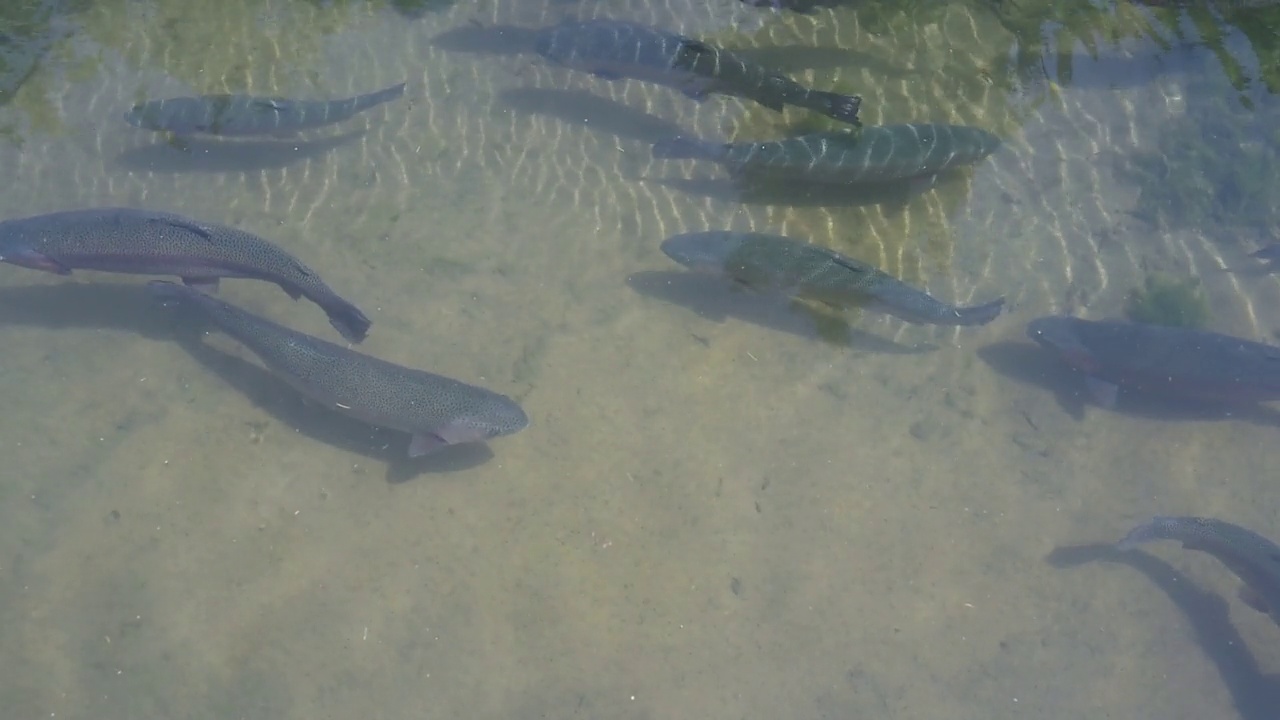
[1,0,1279,718]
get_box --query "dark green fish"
[652,124,1002,184]
[534,19,861,126]
[124,82,406,137]
[0,207,370,343]
[148,281,528,457]
[660,232,1005,326]
[1118,516,1280,629]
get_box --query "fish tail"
[652,136,722,161]
[952,296,1006,326]
[812,90,862,125]
[360,82,408,109]
[320,296,372,344]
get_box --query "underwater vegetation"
[1124,272,1210,328]
[1124,108,1280,233]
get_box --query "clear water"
[1,0,1279,717]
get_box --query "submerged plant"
[1124,272,1209,328]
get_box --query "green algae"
[1124,272,1210,329]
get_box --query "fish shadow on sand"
[497,87,685,145]
[627,270,936,355]
[430,23,541,55]
[0,282,489,482]
[639,173,947,210]
[115,130,364,175]
[978,340,1280,427]
[1048,543,1280,720]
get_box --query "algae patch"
[1124,272,1209,329]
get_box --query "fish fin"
[323,299,372,344]
[1,248,73,275]
[589,68,624,81]
[182,277,220,293]
[408,433,446,457]
[1238,584,1270,614]
[652,136,718,160]
[146,280,195,305]
[279,284,303,300]
[436,422,490,446]
[1085,376,1119,409]
[814,91,862,125]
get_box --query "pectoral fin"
[181,277,220,293]
[3,249,72,275]
[408,433,446,457]
[1085,376,1119,409]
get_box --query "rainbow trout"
[652,124,1001,184]
[661,232,1005,326]
[1119,516,1280,629]
[1026,316,1280,408]
[0,207,371,343]
[148,281,528,457]
[125,82,406,137]
[533,19,861,126]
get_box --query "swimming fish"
[652,124,1001,184]
[147,281,528,457]
[0,207,371,343]
[1026,316,1280,408]
[661,231,1005,326]
[125,82,406,137]
[533,19,861,126]
[1118,516,1280,629]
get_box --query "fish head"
[450,394,530,442]
[660,232,739,273]
[123,100,167,130]
[1026,316,1100,372]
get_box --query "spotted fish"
[1119,516,1280,629]
[125,82,406,137]
[0,207,371,343]
[661,231,1005,326]
[147,281,528,457]
[1026,316,1280,408]
[652,124,1001,185]
[533,19,861,126]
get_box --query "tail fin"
[362,82,408,108]
[952,296,1006,326]
[321,297,372,344]
[652,136,722,161]
[814,91,862,126]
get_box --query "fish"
[739,0,858,12]
[1026,316,1280,408]
[0,207,371,343]
[652,124,1002,185]
[124,82,406,137]
[660,231,1005,326]
[1118,516,1280,629]
[147,281,528,457]
[533,19,861,126]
